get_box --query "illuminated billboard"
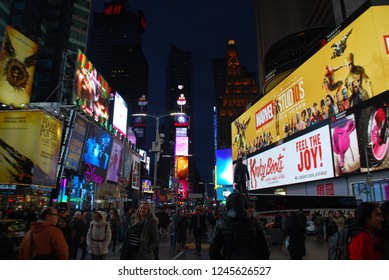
[0,25,39,105]
[232,6,389,160]
[175,136,188,156]
[247,125,334,190]
[80,123,113,183]
[176,156,188,179]
[111,92,128,137]
[64,115,88,171]
[73,50,110,121]
[0,111,62,187]
[106,139,123,183]
[216,148,233,185]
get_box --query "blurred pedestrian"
[80,211,91,259]
[170,208,181,251]
[190,207,206,256]
[70,211,84,260]
[348,202,383,260]
[57,217,72,256]
[19,207,69,260]
[109,209,120,252]
[120,201,159,260]
[176,210,189,251]
[86,210,112,260]
[286,211,306,260]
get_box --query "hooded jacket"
[19,220,69,260]
[86,211,112,256]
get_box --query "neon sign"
[83,162,103,184]
[104,4,123,16]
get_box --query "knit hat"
[226,191,246,210]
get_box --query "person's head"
[246,200,256,218]
[351,79,359,93]
[93,211,107,223]
[336,210,343,218]
[345,53,354,69]
[57,217,68,229]
[39,207,59,226]
[325,94,334,106]
[352,202,383,230]
[137,201,152,220]
[73,211,82,220]
[312,103,319,114]
[380,201,389,224]
[82,211,89,219]
[226,192,246,211]
[301,109,307,120]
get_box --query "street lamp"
[132,112,185,212]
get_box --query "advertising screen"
[216,148,233,185]
[80,123,113,183]
[247,125,334,190]
[0,25,39,105]
[176,156,189,179]
[174,114,190,127]
[72,50,110,121]
[64,115,88,171]
[0,111,62,187]
[106,139,123,183]
[175,136,188,156]
[216,186,233,201]
[231,6,389,160]
[112,92,128,136]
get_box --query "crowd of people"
[0,196,388,260]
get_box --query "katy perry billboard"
[0,25,39,105]
[232,5,389,160]
[0,111,62,187]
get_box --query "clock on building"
[228,56,239,65]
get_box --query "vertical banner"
[0,25,39,105]
[0,111,62,186]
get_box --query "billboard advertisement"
[216,148,233,185]
[175,136,188,156]
[0,111,62,187]
[247,125,334,190]
[80,123,113,184]
[111,92,128,137]
[231,6,389,160]
[72,50,110,121]
[106,139,123,183]
[0,25,39,105]
[176,156,188,179]
[64,115,88,171]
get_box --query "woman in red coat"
[348,202,384,260]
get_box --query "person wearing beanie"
[209,192,270,260]
[86,210,112,260]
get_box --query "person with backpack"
[209,192,270,260]
[86,210,112,260]
[348,202,383,260]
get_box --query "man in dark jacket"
[209,192,270,260]
[234,157,250,198]
[190,207,206,256]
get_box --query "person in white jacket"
[86,210,112,259]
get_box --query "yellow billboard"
[232,6,389,160]
[0,111,62,187]
[0,25,39,105]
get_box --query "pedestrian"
[86,210,112,260]
[380,201,389,259]
[109,209,120,252]
[209,192,270,259]
[170,208,181,251]
[19,207,69,260]
[80,211,91,259]
[57,216,72,256]
[285,211,306,260]
[190,207,206,256]
[334,210,345,232]
[175,210,189,251]
[348,202,383,260]
[234,157,250,198]
[70,211,84,260]
[120,201,159,260]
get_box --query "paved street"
[81,232,328,260]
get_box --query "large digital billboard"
[111,92,128,137]
[0,25,39,105]
[64,115,88,171]
[0,111,62,187]
[72,50,110,122]
[106,139,123,183]
[216,148,233,185]
[232,6,389,160]
[247,125,334,190]
[80,123,113,183]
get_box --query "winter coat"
[120,214,159,260]
[190,214,206,236]
[286,212,306,259]
[86,211,112,256]
[19,220,69,260]
[209,208,270,260]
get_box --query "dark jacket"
[286,212,306,259]
[190,214,206,236]
[209,208,270,260]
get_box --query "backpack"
[327,226,368,260]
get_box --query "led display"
[216,148,233,185]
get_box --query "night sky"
[96,0,258,183]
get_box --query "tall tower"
[214,40,259,150]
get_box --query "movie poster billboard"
[106,139,123,183]
[231,6,389,160]
[247,125,334,190]
[72,50,110,122]
[0,25,39,105]
[0,111,62,187]
[330,114,360,177]
[64,115,88,171]
[80,123,113,183]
